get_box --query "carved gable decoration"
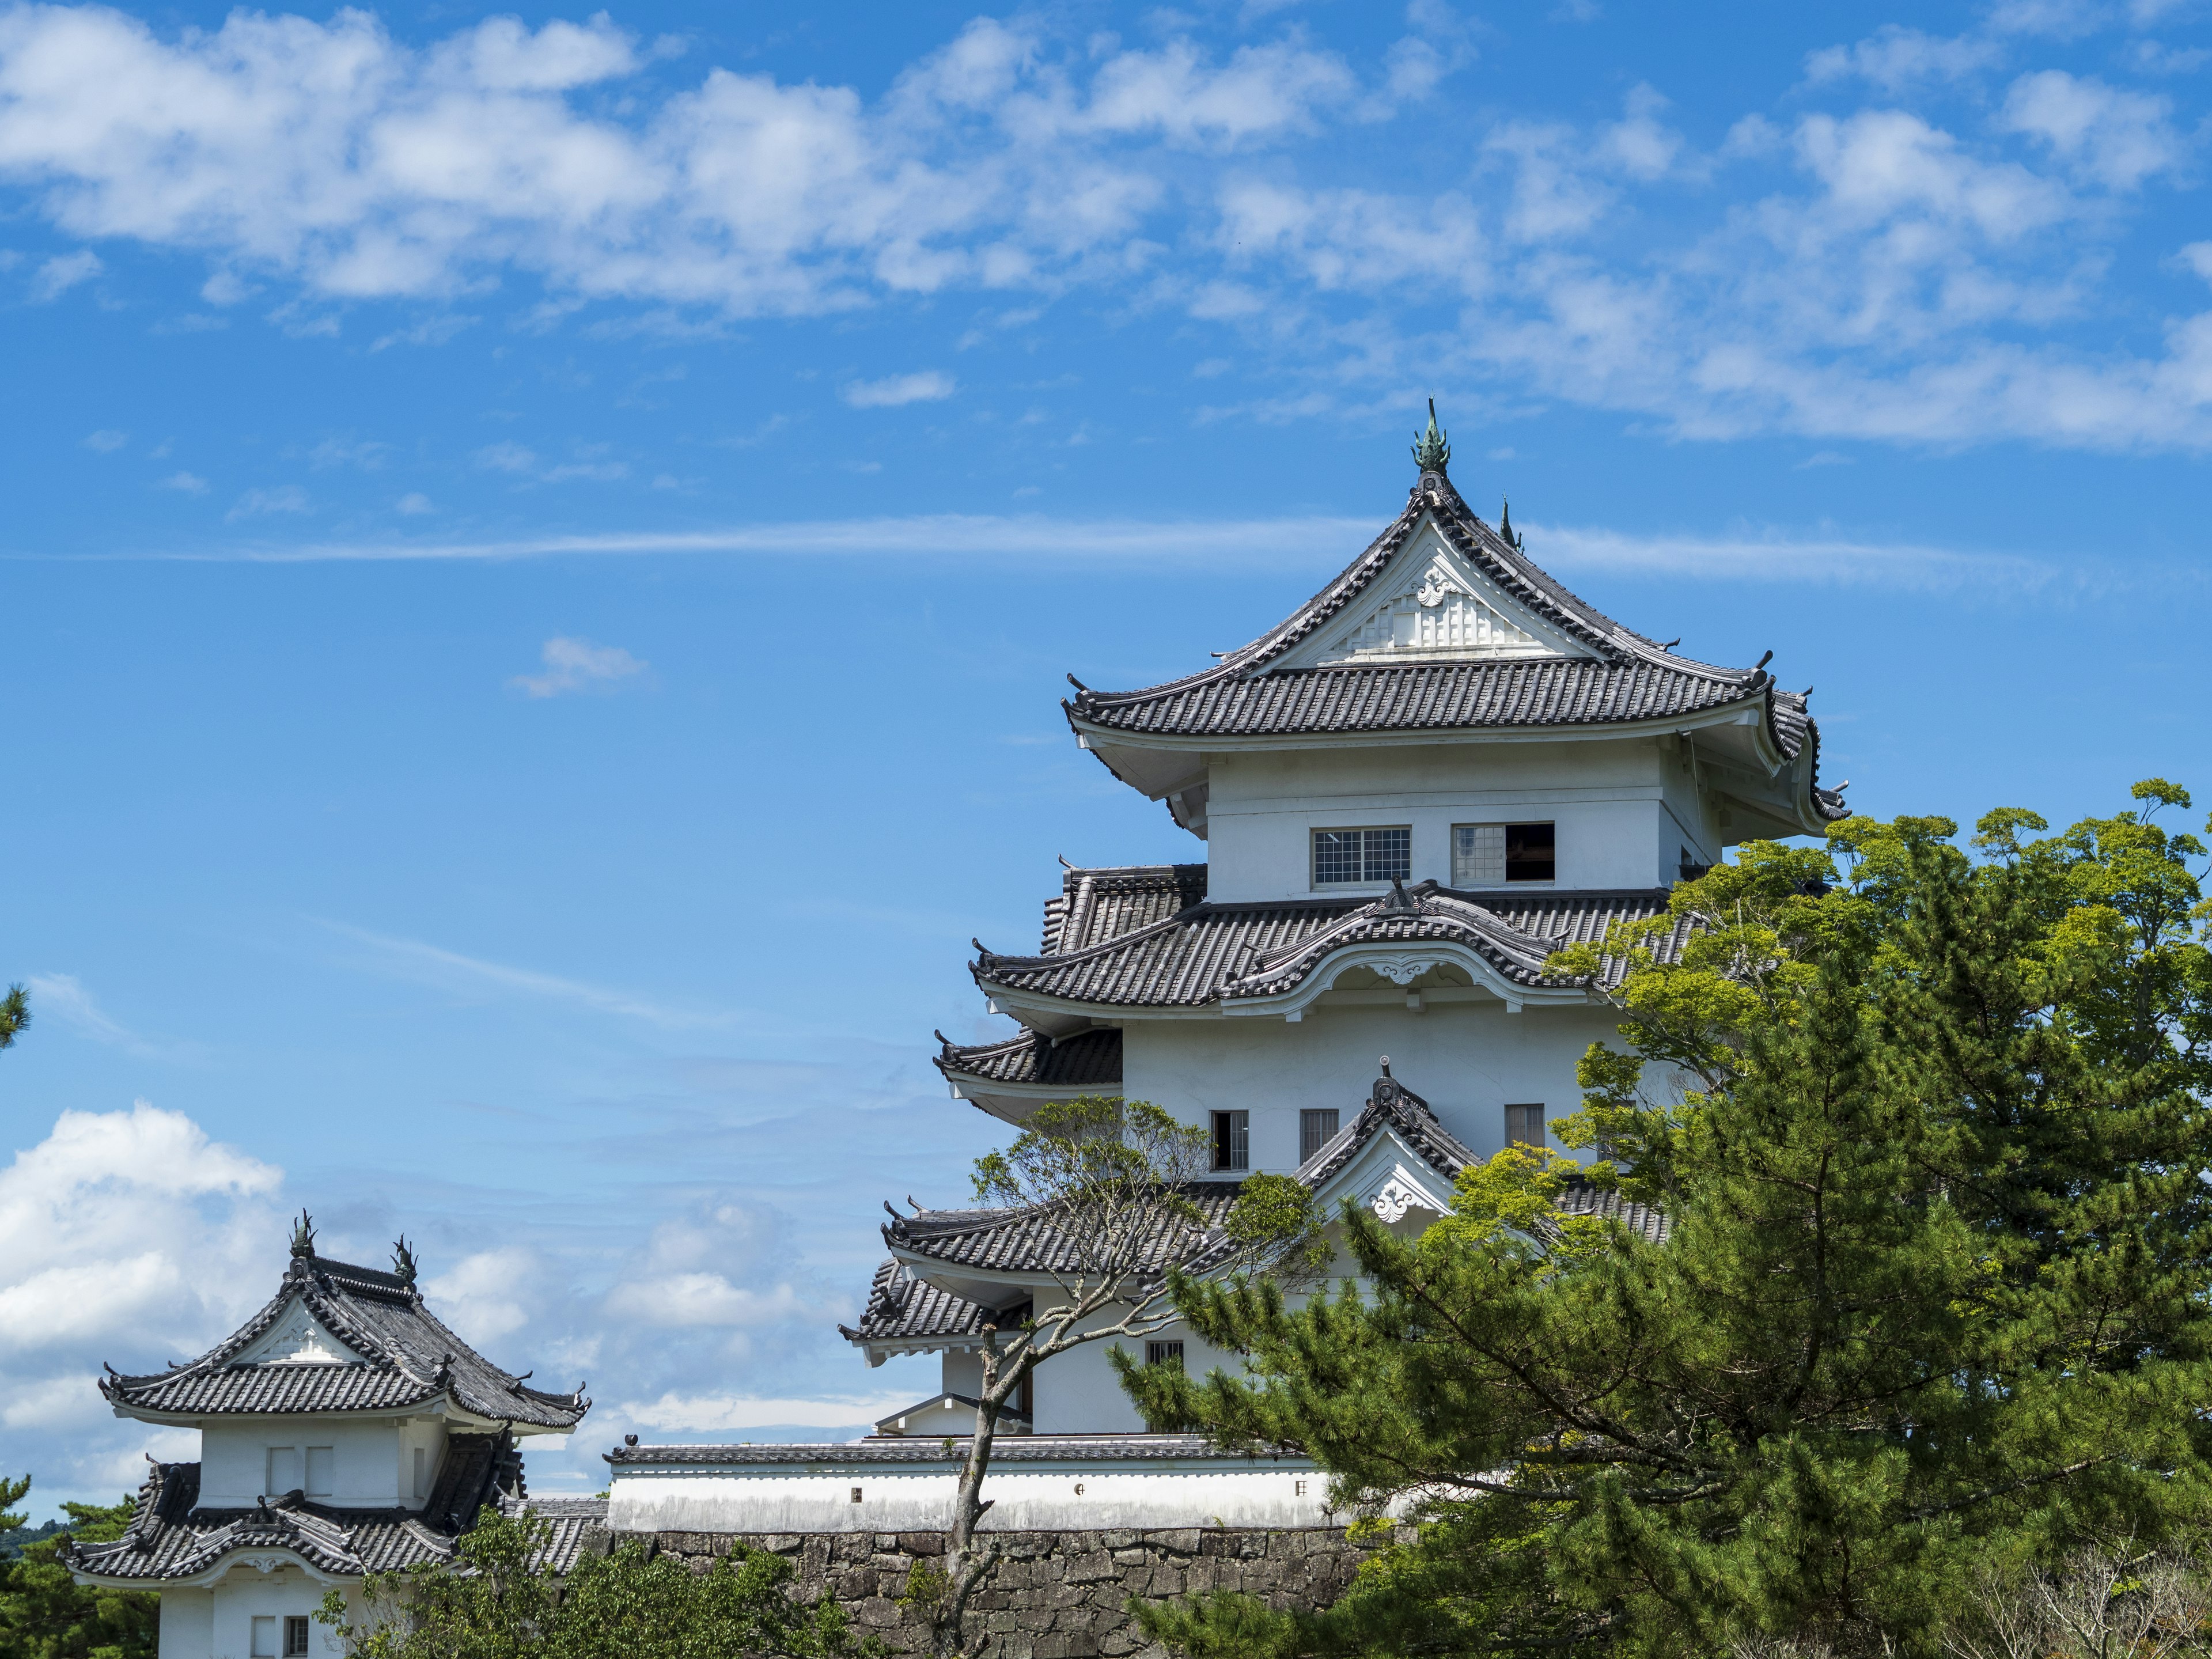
[1273,520,1592,671]
[234,1299,357,1366]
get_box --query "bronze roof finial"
[1411,398,1450,475]
[288,1209,317,1260]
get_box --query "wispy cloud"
[43,512,2081,593]
[616,1391,915,1431]
[1527,522,2058,591]
[28,250,100,301]
[226,485,309,521]
[315,920,742,1032]
[22,975,194,1062]
[510,635,647,698]
[81,430,128,453]
[842,370,957,408]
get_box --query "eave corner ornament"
[1372,1177,1422,1224]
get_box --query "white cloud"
[0,1104,282,1497]
[423,1248,537,1344]
[510,634,646,697]
[158,470,208,494]
[842,370,956,407]
[395,491,433,514]
[27,247,99,299]
[1804,27,2003,92]
[226,484,310,520]
[475,441,539,474]
[82,427,126,452]
[1997,71,2181,189]
[617,1391,912,1431]
[1526,520,2055,590]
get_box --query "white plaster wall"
[1122,999,1622,1173]
[1203,738,1677,902]
[1029,1318,1237,1437]
[199,1419,409,1509]
[608,1464,1353,1534]
[209,1563,344,1659]
[160,1588,215,1659]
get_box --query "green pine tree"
[1122,785,2212,1659]
[0,1482,157,1659]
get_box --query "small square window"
[1454,823,1555,885]
[1211,1111,1249,1172]
[1145,1340,1185,1369]
[1312,827,1410,886]
[1505,1104,1545,1147]
[850,1487,863,1504]
[284,1617,312,1658]
[304,1447,334,1499]
[251,1618,277,1659]
[1299,1109,1339,1163]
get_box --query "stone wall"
[635,1525,1377,1659]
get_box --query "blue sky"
[3,0,2210,1514]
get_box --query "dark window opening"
[1211,1109,1249,1171]
[284,1618,311,1658]
[1313,827,1411,885]
[1505,822,1555,881]
[1505,1103,1546,1147]
[1300,1109,1340,1163]
[1145,1340,1185,1369]
[1680,845,1709,882]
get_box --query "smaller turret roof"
[99,1225,588,1431]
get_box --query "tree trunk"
[937,1343,1024,1657]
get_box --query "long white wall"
[609,1462,1347,1535]
[1122,999,1623,1173]
[1203,737,1692,902]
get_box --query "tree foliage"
[319,1509,870,1659]
[1123,786,2212,1659]
[0,1479,157,1659]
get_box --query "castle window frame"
[1312,826,1410,887]
[1300,1108,1340,1163]
[1145,1340,1185,1369]
[1506,1103,1546,1147]
[1452,821,1556,886]
[1211,1109,1249,1172]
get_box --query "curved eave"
[71,1547,357,1592]
[884,1243,1065,1310]
[940,1071,1124,1127]
[103,1391,582,1436]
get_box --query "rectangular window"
[1505,822,1555,881]
[1312,826,1410,886]
[1454,823,1556,885]
[266,1446,298,1497]
[1299,1109,1340,1163]
[1505,1104,1545,1147]
[251,1618,277,1659]
[284,1618,312,1658]
[1145,1340,1185,1369]
[850,1487,863,1504]
[1211,1110,1249,1172]
[412,1446,428,1500]
[304,1447,334,1499]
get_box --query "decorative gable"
[1271,518,1592,671]
[234,1298,357,1366]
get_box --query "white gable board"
[233,1298,359,1366]
[1269,517,1593,672]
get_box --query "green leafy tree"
[319,1509,869,1659]
[917,1095,1325,1657]
[0,984,25,1052]
[0,1480,157,1659]
[1124,785,2212,1659]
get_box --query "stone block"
[1100,1529,1139,1550]
[897,1532,945,1555]
[1065,1551,1115,1585]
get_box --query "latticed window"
[1145,1340,1185,1369]
[1506,1103,1546,1147]
[1312,826,1410,885]
[1300,1108,1339,1162]
[285,1618,311,1658]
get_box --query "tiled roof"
[856,1065,1671,1306]
[1041,864,1208,955]
[883,1183,1245,1277]
[100,1251,588,1430]
[607,1434,1300,1467]
[63,1435,601,1585]
[871,1393,1032,1434]
[934,1028,1123,1091]
[839,1260,1003,1347]
[974,884,1687,1010]
[1062,474,1846,825]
